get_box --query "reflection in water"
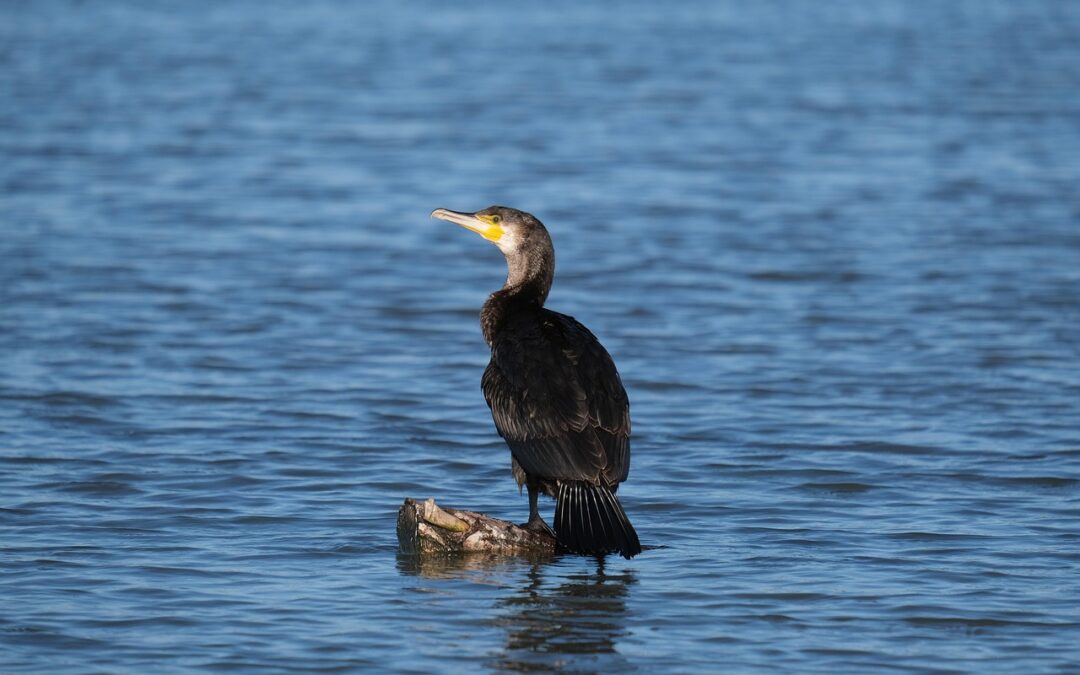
[490,558,636,672]
[397,553,637,671]
[396,550,558,580]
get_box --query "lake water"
[3,1,1080,672]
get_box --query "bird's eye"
[491,215,502,224]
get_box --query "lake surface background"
[2,1,1079,672]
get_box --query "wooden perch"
[397,497,557,556]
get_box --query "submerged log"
[397,497,557,556]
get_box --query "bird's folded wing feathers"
[481,311,630,484]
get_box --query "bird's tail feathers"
[554,481,641,559]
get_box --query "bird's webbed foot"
[519,514,556,538]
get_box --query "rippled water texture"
[3,1,1080,672]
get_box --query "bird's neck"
[480,248,554,346]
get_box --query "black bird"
[432,205,641,559]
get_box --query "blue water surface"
[2,1,1080,672]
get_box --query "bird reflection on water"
[397,554,636,670]
[491,559,636,672]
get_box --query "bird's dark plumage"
[432,205,640,559]
[482,311,629,486]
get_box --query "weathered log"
[396,497,557,556]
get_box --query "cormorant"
[432,205,641,559]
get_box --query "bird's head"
[431,205,548,257]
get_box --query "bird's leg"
[520,482,555,537]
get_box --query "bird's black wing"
[481,309,630,485]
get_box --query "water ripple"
[3,1,1080,673]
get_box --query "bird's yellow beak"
[431,208,504,243]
